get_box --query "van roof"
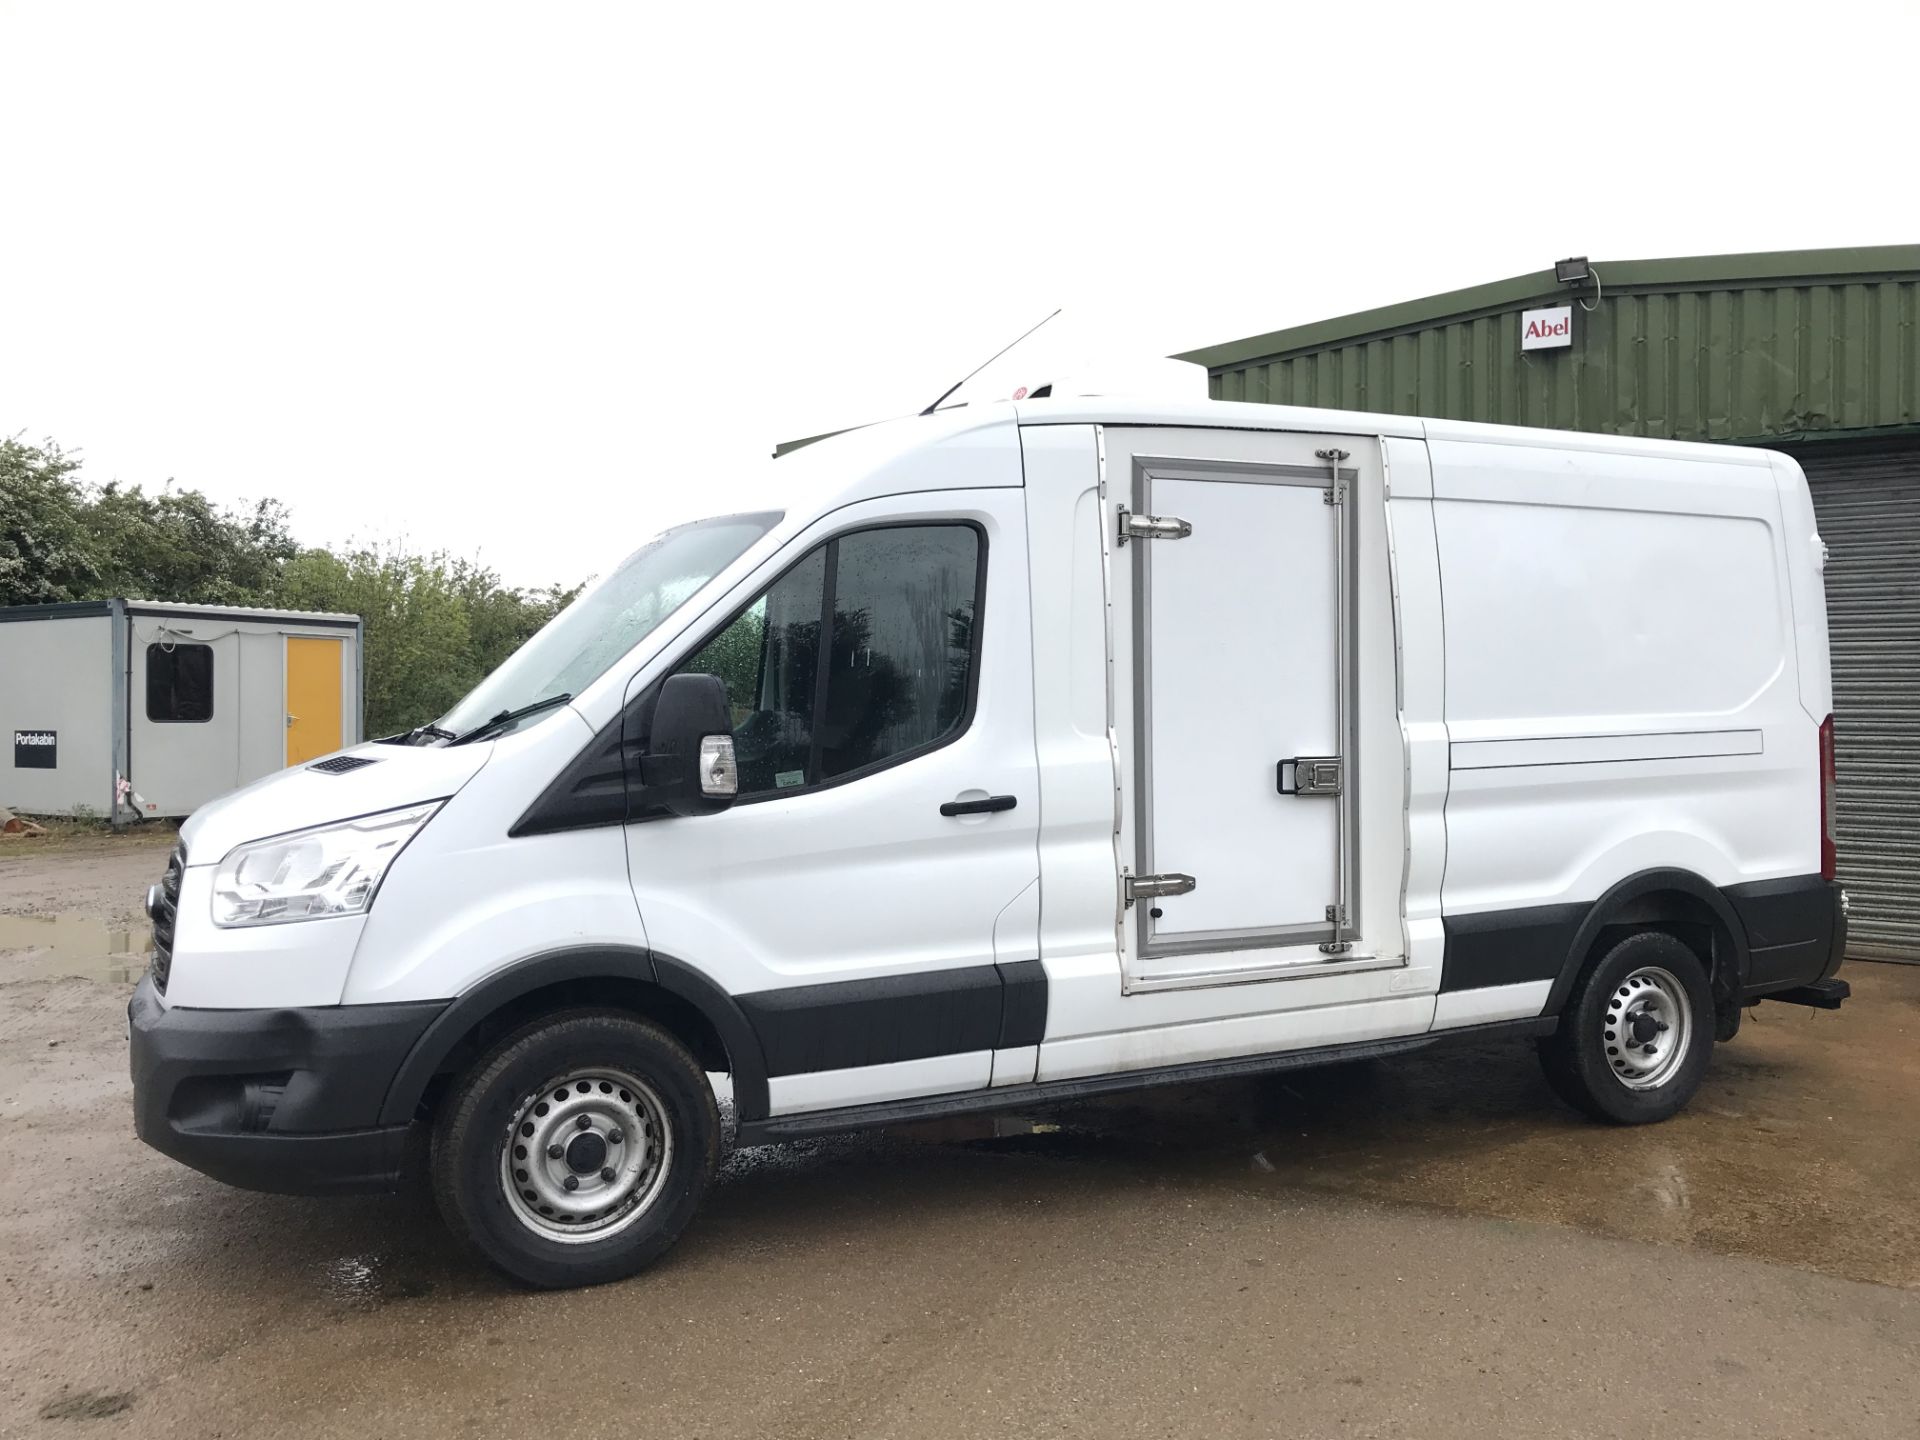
[1014,396,1779,466]
[779,396,1780,480]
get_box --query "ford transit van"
[129,399,1848,1287]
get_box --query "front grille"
[308,754,378,775]
[149,846,183,995]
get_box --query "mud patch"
[40,1389,137,1420]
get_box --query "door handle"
[940,794,1017,817]
[1277,755,1343,796]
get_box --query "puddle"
[0,913,148,981]
[858,1022,1920,1288]
[892,1114,1066,1144]
[319,1254,436,1310]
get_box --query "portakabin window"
[147,643,214,723]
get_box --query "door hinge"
[1117,508,1192,544]
[1126,872,1196,906]
[1320,903,1352,955]
[1316,446,1350,506]
[1277,755,1343,797]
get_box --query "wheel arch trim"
[378,946,771,1126]
[1546,867,1752,1016]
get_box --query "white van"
[128,399,1849,1288]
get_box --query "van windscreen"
[433,512,780,741]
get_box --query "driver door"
[623,488,1041,1115]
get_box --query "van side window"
[683,548,826,794]
[816,526,980,780]
[677,522,984,798]
[146,643,214,723]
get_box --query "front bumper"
[127,974,447,1195]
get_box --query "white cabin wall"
[128,622,244,817]
[0,615,115,816]
[236,629,286,785]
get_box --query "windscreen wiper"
[406,723,457,745]
[450,693,573,746]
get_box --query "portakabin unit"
[0,599,363,820]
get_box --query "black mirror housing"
[641,673,736,817]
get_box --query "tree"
[0,436,100,603]
[0,434,299,608]
[85,484,298,603]
[449,557,582,689]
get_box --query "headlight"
[212,802,442,928]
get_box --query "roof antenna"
[919,308,1062,416]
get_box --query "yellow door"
[285,636,345,766]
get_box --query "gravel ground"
[0,826,174,928]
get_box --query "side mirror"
[642,673,738,817]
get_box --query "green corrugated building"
[1180,244,1920,960]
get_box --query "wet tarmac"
[2,961,1918,1437]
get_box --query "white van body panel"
[769,1053,990,1116]
[1431,979,1555,1030]
[989,878,1041,1086]
[1018,424,1126,1008]
[1769,451,1835,725]
[341,711,648,1006]
[178,740,492,863]
[1381,435,1451,1005]
[1428,434,1818,922]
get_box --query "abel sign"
[1521,305,1574,351]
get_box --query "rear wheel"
[431,1011,720,1288]
[1538,931,1714,1124]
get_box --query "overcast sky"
[4,1,1916,588]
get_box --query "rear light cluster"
[1819,713,1838,882]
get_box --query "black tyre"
[431,1010,720,1289]
[1537,930,1714,1124]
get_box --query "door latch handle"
[1278,756,1343,796]
[940,794,1017,817]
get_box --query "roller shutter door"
[1796,441,1920,962]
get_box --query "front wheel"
[1537,931,1714,1124]
[431,1011,720,1288]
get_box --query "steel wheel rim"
[499,1067,673,1244]
[1603,965,1691,1090]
